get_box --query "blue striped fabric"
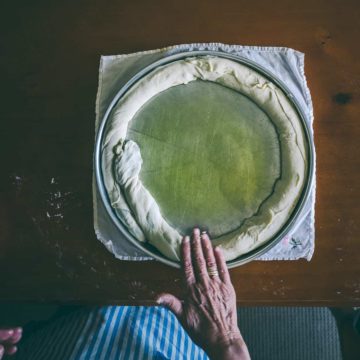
[15,307,209,360]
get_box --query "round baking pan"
[94,50,315,269]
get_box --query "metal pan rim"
[94,50,315,269]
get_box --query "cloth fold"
[93,43,316,262]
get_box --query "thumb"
[156,293,183,318]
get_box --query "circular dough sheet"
[127,80,281,237]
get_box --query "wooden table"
[0,0,359,306]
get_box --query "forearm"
[206,338,251,360]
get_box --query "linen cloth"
[93,43,316,261]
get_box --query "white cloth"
[93,43,316,261]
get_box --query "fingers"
[181,236,195,286]
[7,328,22,344]
[5,345,17,355]
[0,328,22,344]
[0,328,22,359]
[214,246,231,284]
[191,228,208,282]
[0,344,17,359]
[0,329,14,342]
[156,293,183,318]
[200,232,218,280]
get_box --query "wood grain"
[0,0,359,305]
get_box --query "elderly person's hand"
[156,228,250,360]
[0,327,22,359]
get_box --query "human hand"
[0,327,22,359]
[156,228,250,360]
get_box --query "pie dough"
[102,56,307,262]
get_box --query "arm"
[156,228,250,360]
[207,338,250,360]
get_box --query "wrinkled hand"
[156,228,250,360]
[0,328,22,359]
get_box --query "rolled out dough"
[102,56,307,261]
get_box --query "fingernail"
[15,327,23,334]
[183,236,190,243]
[7,330,14,336]
[194,228,200,236]
[156,298,163,304]
[214,246,220,251]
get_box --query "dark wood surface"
[0,0,359,305]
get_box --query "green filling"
[127,80,281,237]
